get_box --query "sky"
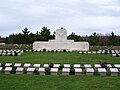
[0,0,120,37]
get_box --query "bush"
[63,49,66,52]
[11,67,16,74]
[49,63,53,68]
[59,65,64,70]
[23,69,27,74]
[55,50,58,52]
[69,68,75,75]
[51,50,54,52]
[34,69,39,75]
[82,69,86,74]
[43,49,46,52]
[116,54,119,57]
[23,50,26,52]
[45,68,50,75]
[57,70,62,75]
[1,63,5,69]
[100,62,107,69]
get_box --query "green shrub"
[11,67,16,74]
[69,68,75,75]
[45,67,50,75]
[34,69,39,75]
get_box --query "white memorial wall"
[33,28,89,51]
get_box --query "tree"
[39,27,54,41]
[93,32,97,37]
[108,32,118,45]
[67,32,80,41]
[22,27,30,35]
[111,32,115,37]
[88,32,99,45]
[99,35,109,45]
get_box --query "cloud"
[0,0,120,37]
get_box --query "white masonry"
[33,28,89,51]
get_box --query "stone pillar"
[55,27,67,42]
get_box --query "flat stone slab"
[94,64,101,68]
[53,64,60,68]
[112,54,116,57]
[110,68,119,72]
[64,64,70,68]
[33,64,40,68]
[43,64,49,68]
[92,51,96,54]
[2,53,6,56]
[38,68,45,72]
[17,53,22,56]
[24,64,31,67]
[114,64,120,68]
[110,68,119,76]
[50,68,58,72]
[97,51,101,54]
[86,68,94,72]
[27,68,35,72]
[5,63,12,67]
[107,64,112,67]
[38,68,45,75]
[14,63,21,67]
[5,67,12,71]
[74,68,82,72]
[98,68,106,72]
[88,51,92,54]
[74,64,81,68]
[62,68,70,72]
[79,52,82,54]
[84,64,91,68]
[16,67,24,71]
[0,50,2,53]
[0,67,3,71]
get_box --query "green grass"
[0,52,120,90]
[0,75,120,90]
[0,52,120,65]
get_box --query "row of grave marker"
[1,49,120,56]
[1,49,120,54]
[79,50,120,57]
[1,63,120,68]
[0,63,120,76]
[0,49,72,56]
[1,63,118,67]
[79,50,120,54]
[0,50,24,56]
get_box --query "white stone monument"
[33,27,89,51]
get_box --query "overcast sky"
[0,0,120,37]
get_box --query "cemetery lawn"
[0,52,120,90]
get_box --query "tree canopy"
[0,27,120,46]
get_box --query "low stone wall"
[0,44,32,50]
[0,44,120,51]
